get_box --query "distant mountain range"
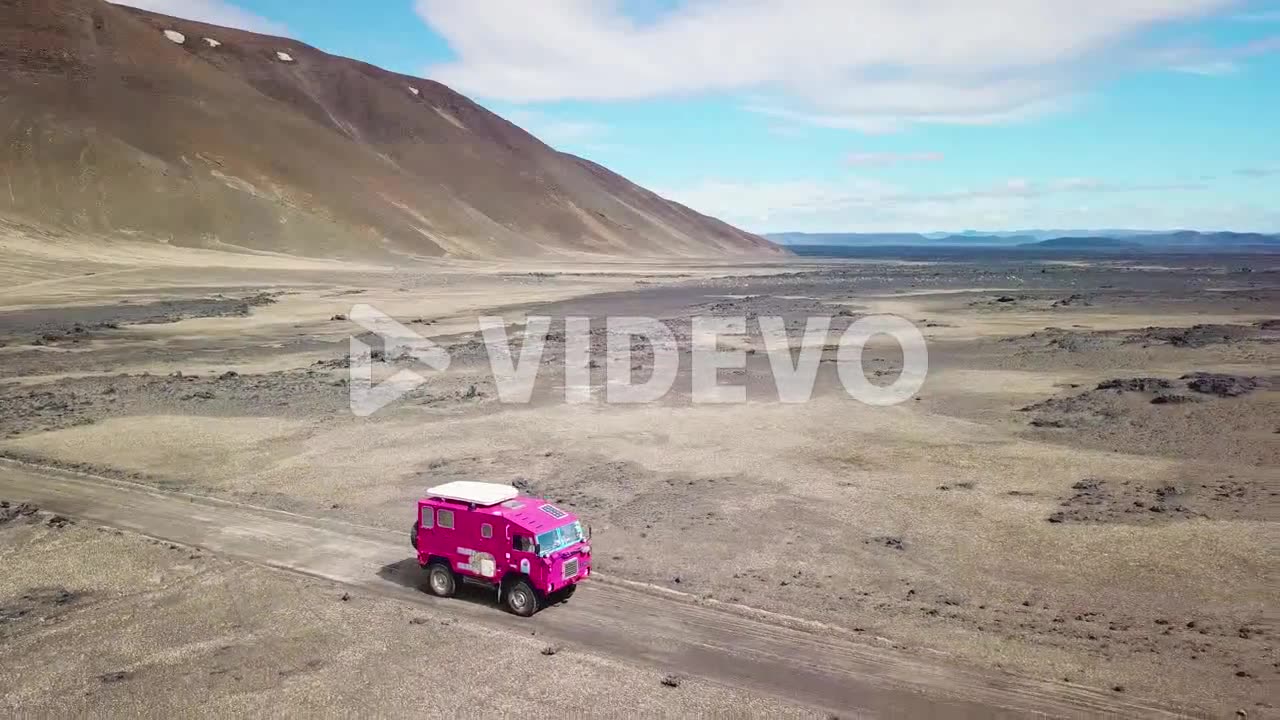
[1020,236,1143,250]
[767,231,1280,252]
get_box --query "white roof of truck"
[426,481,519,506]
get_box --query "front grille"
[562,557,579,580]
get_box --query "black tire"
[409,521,420,551]
[505,578,540,617]
[425,560,456,598]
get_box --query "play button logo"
[348,304,450,417]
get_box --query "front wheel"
[425,560,457,598]
[505,578,540,617]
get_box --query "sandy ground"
[2,235,1278,716]
[0,505,814,718]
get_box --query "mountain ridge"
[0,0,780,260]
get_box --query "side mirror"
[534,543,542,555]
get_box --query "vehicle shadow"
[376,558,570,615]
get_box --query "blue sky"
[119,1,1280,233]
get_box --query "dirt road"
[0,458,1186,718]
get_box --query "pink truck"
[411,481,592,616]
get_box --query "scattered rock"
[340,592,350,602]
[1096,377,1172,393]
[1150,393,1200,405]
[1,587,78,626]
[660,674,682,688]
[313,356,353,370]
[866,536,905,551]
[330,314,348,321]
[540,645,559,656]
[1128,324,1257,348]
[1048,479,1204,524]
[1182,372,1268,398]
[0,501,39,524]
[46,515,74,529]
[99,670,132,683]
[1052,294,1092,307]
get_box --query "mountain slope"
[0,0,780,259]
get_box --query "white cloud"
[656,178,900,224]
[416,0,1232,131]
[845,151,944,168]
[502,110,609,149]
[109,0,287,35]
[659,176,1222,231]
[1153,35,1280,75]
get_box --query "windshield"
[536,521,584,556]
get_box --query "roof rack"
[426,481,519,507]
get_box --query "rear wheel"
[409,521,420,551]
[425,560,456,598]
[505,578,540,617]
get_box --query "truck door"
[511,532,537,579]
[415,502,434,554]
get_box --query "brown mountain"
[0,0,780,259]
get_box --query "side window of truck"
[420,506,434,529]
[513,535,533,552]
[481,523,492,539]
[437,509,454,529]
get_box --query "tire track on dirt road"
[0,458,1190,718]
